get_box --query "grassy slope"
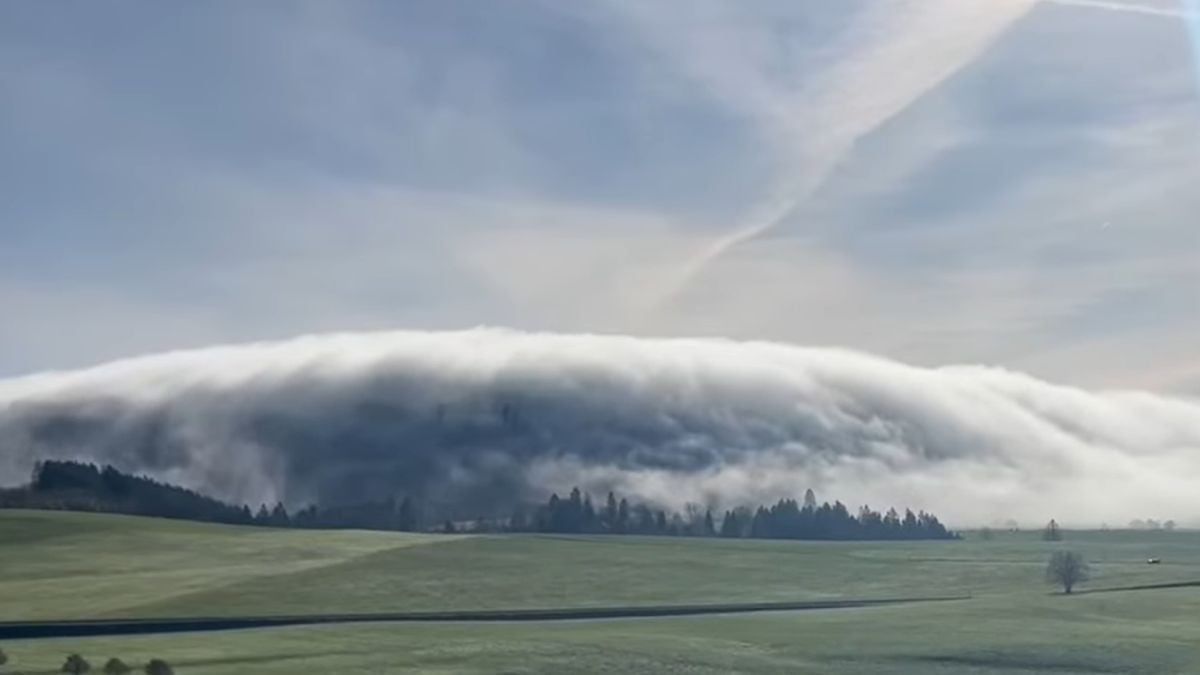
[0,510,449,620]
[4,511,1197,619]
[127,530,1200,618]
[3,511,1200,674]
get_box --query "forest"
[0,461,956,540]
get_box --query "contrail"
[1047,0,1192,19]
[654,0,1192,309]
[652,0,1041,308]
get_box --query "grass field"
[2,510,1199,673]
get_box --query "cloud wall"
[2,329,1197,526]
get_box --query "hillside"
[1,510,1196,622]
[2,511,1200,673]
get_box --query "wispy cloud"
[1047,0,1195,19]
[607,0,1042,305]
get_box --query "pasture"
[1,510,1198,673]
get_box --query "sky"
[3,0,1199,392]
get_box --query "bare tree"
[1042,519,1062,541]
[1046,551,1090,594]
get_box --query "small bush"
[0,647,8,666]
[103,657,132,674]
[62,653,91,674]
[144,658,173,675]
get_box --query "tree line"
[1,461,956,540]
[507,487,957,540]
[0,461,422,532]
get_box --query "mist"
[1,328,1197,527]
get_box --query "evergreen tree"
[582,494,597,533]
[616,498,630,534]
[803,488,817,510]
[603,492,619,531]
[269,502,290,527]
[654,510,668,533]
[720,510,739,537]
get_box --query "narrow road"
[1077,579,1200,595]
[0,595,969,640]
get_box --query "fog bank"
[2,329,1197,526]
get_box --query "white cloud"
[1047,0,1194,19]
[2,328,1198,527]
[604,0,1042,303]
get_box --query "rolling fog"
[1,328,1197,527]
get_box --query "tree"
[1046,551,1090,594]
[143,659,174,675]
[1042,519,1062,541]
[719,510,739,537]
[803,488,817,510]
[582,494,597,532]
[269,501,290,527]
[603,492,618,531]
[62,654,91,674]
[684,503,703,535]
[616,498,630,534]
[0,647,8,667]
[978,527,994,541]
[103,658,132,674]
[703,509,715,536]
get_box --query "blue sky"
[2,0,1198,391]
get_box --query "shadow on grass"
[902,652,1132,673]
[1075,579,1200,595]
[0,595,970,640]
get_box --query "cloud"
[1047,0,1195,19]
[606,0,1042,304]
[2,329,1197,527]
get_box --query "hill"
[1,511,1199,673]
[0,510,1195,622]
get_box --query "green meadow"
[2,510,1198,674]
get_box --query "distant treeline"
[506,487,957,541]
[0,461,421,531]
[1,461,956,541]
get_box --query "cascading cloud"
[1,328,1197,526]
